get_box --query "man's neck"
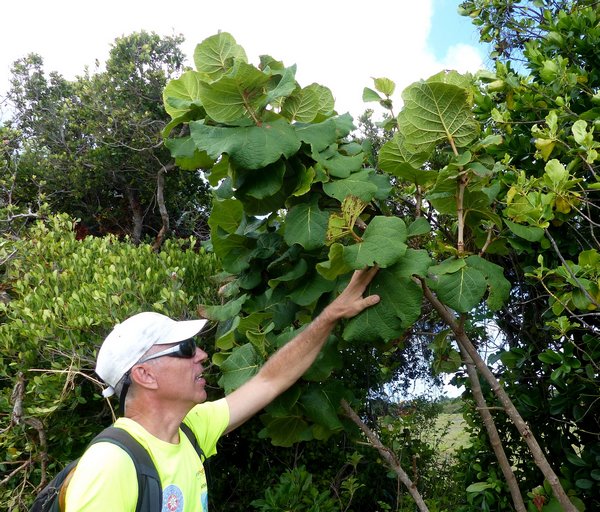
[125,401,191,444]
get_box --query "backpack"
[30,422,204,512]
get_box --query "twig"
[0,460,30,487]
[545,229,600,309]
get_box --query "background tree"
[455,1,600,510]
[6,31,212,243]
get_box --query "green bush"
[251,466,338,512]
[0,214,220,511]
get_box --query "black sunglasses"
[137,338,197,364]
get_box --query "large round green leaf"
[295,117,340,152]
[322,170,379,202]
[314,150,364,179]
[281,83,334,122]
[317,244,353,280]
[217,343,261,394]
[398,80,480,153]
[211,231,255,273]
[208,198,244,235]
[162,70,204,119]
[193,32,247,81]
[287,272,336,307]
[284,198,329,250]
[265,65,299,105]
[344,265,423,342]
[198,61,270,123]
[164,136,214,171]
[190,119,300,170]
[234,160,286,200]
[466,255,510,311]
[378,132,434,185]
[431,265,487,313]
[299,382,348,432]
[258,407,312,447]
[341,216,408,268]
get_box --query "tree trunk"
[127,186,144,244]
[420,280,577,512]
[152,164,173,251]
[458,343,527,512]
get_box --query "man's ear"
[130,364,159,390]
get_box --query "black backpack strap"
[179,422,206,462]
[179,422,210,487]
[91,427,162,512]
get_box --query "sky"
[0,0,488,121]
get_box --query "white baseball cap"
[96,312,208,398]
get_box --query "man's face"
[143,342,210,406]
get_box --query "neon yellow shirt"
[65,398,229,512]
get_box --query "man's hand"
[323,266,380,322]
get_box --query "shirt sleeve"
[65,441,138,512]
[182,398,230,459]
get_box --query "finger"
[351,265,379,284]
[363,294,380,307]
[354,266,379,291]
[347,294,380,317]
[364,265,379,281]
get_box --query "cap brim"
[155,318,209,345]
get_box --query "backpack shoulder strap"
[179,422,206,462]
[56,461,80,512]
[91,427,162,512]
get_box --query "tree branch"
[458,343,527,512]
[152,163,173,251]
[340,399,430,512]
[10,372,49,488]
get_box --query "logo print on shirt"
[162,484,184,512]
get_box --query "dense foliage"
[160,0,598,508]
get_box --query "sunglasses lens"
[179,339,196,357]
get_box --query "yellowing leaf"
[535,138,556,161]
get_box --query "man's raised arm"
[224,266,380,433]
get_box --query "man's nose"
[194,347,208,363]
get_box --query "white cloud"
[440,43,485,74]
[0,0,485,119]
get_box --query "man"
[64,267,379,511]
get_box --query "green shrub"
[0,213,220,510]
[250,466,338,512]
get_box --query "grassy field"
[435,413,471,452]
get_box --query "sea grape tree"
[162,33,429,443]
[163,30,592,511]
